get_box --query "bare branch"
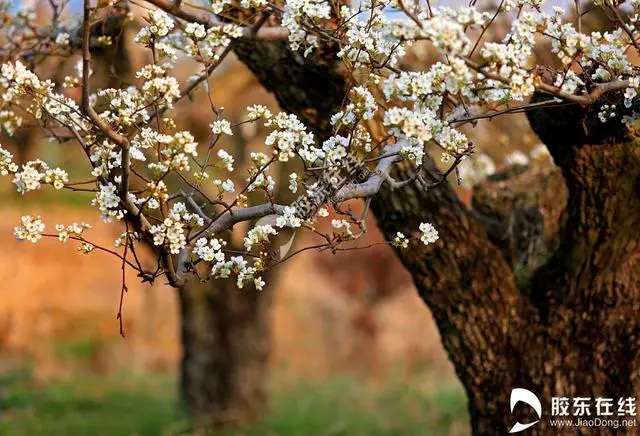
[190,203,286,242]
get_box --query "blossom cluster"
[14,215,45,243]
[282,0,332,54]
[56,222,92,243]
[134,9,175,46]
[150,203,205,254]
[11,159,68,193]
[183,23,243,62]
[5,0,640,294]
[265,113,321,163]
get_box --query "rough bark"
[371,160,540,434]
[234,40,347,139]
[178,272,274,429]
[233,38,640,435]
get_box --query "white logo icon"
[509,388,542,433]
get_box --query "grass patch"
[238,377,468,436]
[0,372,468,435]
[0,373,186,436]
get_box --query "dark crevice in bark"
[472,163,568,292]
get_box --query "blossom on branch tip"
[289,173,298,193]
[194,237,226,262]
[217,149,235,172]
[56,222,91,243]
[134,9,174,46]
[247,105,272,121]
[79,242,95,254]
[276,206,302,228]
[244,224,278,251]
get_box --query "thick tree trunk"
[371,149,640,435]
[371,160,537,434]
[233,39,640,434]
[177,274,273,429]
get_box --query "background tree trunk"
[177,273,274,429]
[234,39,640,435]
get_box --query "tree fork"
[233,36,640,433]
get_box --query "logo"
[509,388,542,433]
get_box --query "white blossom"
[92,183,124,222]
[265,112,320,163]
[392,232,409,249]
[14,215,45,243]
[56,222,91,242]
[254,276,266,290]
[217,149,235,172]
[55,32,69,46]
[211,119,233,136]
[289,173,298,193]
[331,219,353,237]
[221,179,235,192]
[276,206,302,228]
[247,104,272,120]
[282,0,331,53]
[13,160,48,194]
[134,9,174,46]
[45,168,68,190]
[0,145,18,175]
[194,237,226,262]
[419,222,439,245]
[244,224,277,251]
[185,23,207,40]
[79,242,95,253]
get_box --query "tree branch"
[81,0,185,287]
[464,58,629,106]
[190,203,286,242]
[472,163,568,288]
[333,141,404,202]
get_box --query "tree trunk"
[233,39,640,434]
[370,146,640,435]
[177,273,273,429]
